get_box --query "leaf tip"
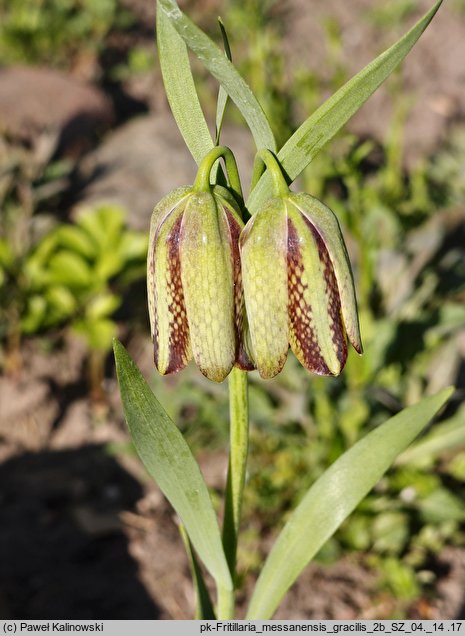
[112,337,123,359]
[113,339,131,379]
[439,385,455,403]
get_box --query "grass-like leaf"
[396,403,465,467]
[215,18,232,146]
[246,0,443,213]
[246,387,454,619]
[156,2,214,165]
[113,340,232,592]
[179,524,216,619]
[157,0,276,153]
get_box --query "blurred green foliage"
[0,204,147,385]
[20,205,147,347]
[0,132,147,382]
[0,0,135,66]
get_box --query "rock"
[0,66,114,156]
[75,110,255,230]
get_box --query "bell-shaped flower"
[240,151,362,379]
[147,148,252,382]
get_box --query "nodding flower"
[240,150,362,380]
[147,147,252,382]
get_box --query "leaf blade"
[247,0,443,212]
[396,403,465,467]
[179,524,217,620]
[246,387,454,619]
[156,1,214,164]
[158,0,276,153]
[215,18,232,146]
[113,340,232,591]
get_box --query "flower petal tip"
[200,364,232,383]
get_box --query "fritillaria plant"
[114,0,451,620]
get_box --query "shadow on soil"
[0,445,159,619]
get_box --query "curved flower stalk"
[240,150,363,379]
[147,147,252,382]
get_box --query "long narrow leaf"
[396,404,465,466]
[158,0,276,153]
[157,2,214,164]
[215,18,232,146]
[247,0,443,213]
[179,524,216,619]
[246,387,453,619]
[114,340,232,592]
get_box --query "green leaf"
[113,340,233,592]
[378,557,419,601]
[417,488,465,524]
[118,232,148,261]
[246,0,443,213]
[179,524,216,619]
[95,250,123,281]
[77,205,124,251]
[46,285,77,318]
[74,318,116,351]
[157,0,276,153]
[56,226,97,260]
[85,293,121,319]
[396,403,465,467]
[372,511,409,554]
[0,238,14,268]
[21,295,47,333]
[156,2,214,164]
[48,251,93,288]
[246,387,453,619]
[215,18,232,146]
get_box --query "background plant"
[0,201,147,395]
[0,0,121,66]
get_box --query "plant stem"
[251,149,289,198]
[217,584,235,620]
[219,367,249,617]
[193,146,243,202]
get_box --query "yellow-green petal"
[150,198,192,375]
[147,186,192,339]
[213,187,254,372]
[180,192,236,382]
[240,197,288,379]
[287,201,347,376]
[290,193,362,354]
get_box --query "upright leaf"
[215,18,232,146]
[247,0,443,213]
[114,340,232,592]
[179,524,216,620]
[157,2,213,164]
[158,0,276,153]
[246,387,453,619]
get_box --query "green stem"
[193,146,243,201]
[220,367,249,617]
[217,584,235,620]
[250,149,289,198]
